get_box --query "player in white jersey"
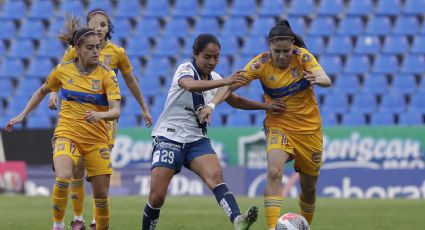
[142,34,285,230]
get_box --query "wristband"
[206,103,216,111]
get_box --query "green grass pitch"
[0,195,424,229]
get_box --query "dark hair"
[87,8,114,41]
[192,33,221,55]
[268,20,306,48]
[59,15,96,47]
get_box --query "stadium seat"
[365,16,392,35]
[117,114,139,128]
[400,54,425,74]
[393,16,420,35]
[163,18,190,37]
[333,74,360,94]
[317,0,344,17]
[87,0,113,14]
[321,93,349,113]
[193,17,220,35]
[308,17,336,36]
[289,0,315,17]
[37,37,65,59]
[343,54,370,74]
[378,92,405,114]
[403,0,425,15]
[370,112,395,125]
[115,0,142,18]
[362,74,389,95]
[229,0,257,17]
[26,58,54,79]
[305,35,325,55]
[337,17,364,36]
[26,115,52,129]
[233,56,253,72]
[0,18,17,40]
[172,0,199,18]
[113,18,133,40]
[226,113,252,126]
[375,0,402,16]
[408,92,425,112]
[1,0,27,20]
[7,38,35,59]
[287,17,306,35]
[321,112,338,126]
[249,17,276,36]
[354,36,381,55]
[0,41,4,56]
[143,0,170,18]
[320,55,343,75]
[326,35,353,55]
[0,57,25,79]
[18,19,45,39]
[241,35,268,56]
[342,111,367,125]
[218,35,240,56]
[47,18,65,37]
[28,0,55,19]
[0,79,13,98]
[258,0,285,17]
[152,37,180,57]
[125,36,151,58]
[350,93,378,113]
[201,0,227,17]
[15,79,43,96]
[57,0,85,16]
[398,111,423,125]
[347,0,373,16]
[391,74,417,94]
[371,54,399,74]
[143,57,171,77]
[181,35,199,57]
[221,17,248,37]
[128,57,142,76]
[410,35,425,54]
[133,17,161,38]
[382,35,409,55]
[215,57,231,76]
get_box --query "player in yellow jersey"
[5,17,121,230]
[199,20,331,229]
[47,9,152,230]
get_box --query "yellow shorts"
[52,137,113,177]
[107,120,117,148]
[265,127,323,176]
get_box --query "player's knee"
[55,171,73,179]
[73,167,85,179]
[93,187,109,199]
[149,192,166,208]
[302,185,316,197]
[205,169,224,188]
[267,167,283,183]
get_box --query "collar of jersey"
[191,58,212,81]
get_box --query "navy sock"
[142,203,160,230]
[213,183,241,223]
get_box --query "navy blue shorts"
[151,136,215,173]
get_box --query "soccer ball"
[275,213,310,230]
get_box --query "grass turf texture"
[0,196,423,229]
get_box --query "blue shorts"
[151,136,215,173]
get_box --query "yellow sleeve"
[300,49,323,72]
[117,48,133,75]
[44,65,62,92]
[62,47,77,62]
[240,53,267,86]
[104,71,121,101]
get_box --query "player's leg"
[52,138,80,230]
[70,157,86,229]
[298,173,318,225]
[90,174,110,230]
[187,138,258,230]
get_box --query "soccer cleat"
[234,206,258,230]
[70,220,86,230]
[89,223,96,230]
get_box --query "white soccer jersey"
[152,60,223,143]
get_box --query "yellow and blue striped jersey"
[243,46,323,133]
[63,41,133,75]
[44,61,121,144]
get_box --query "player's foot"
[70,220,86,230]
[51,227,64,230]
[234,206,258,230]
[89,223,96,230]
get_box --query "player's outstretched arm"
[47,91,59,110]
[179,71,247,92]
[304,69,331,87]
[226,93,286,112]
[5,85,52,131]
[85,99,121,123]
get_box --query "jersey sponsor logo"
[99,148,110,160]
[291,67,300,78]
[312,152,322,164]
[92,80,100,91]
[103,55,112,65]
[302,53,311,63]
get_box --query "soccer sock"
[142,203,160,230]
[94,198,110,230]
[52,177,70,224]
[264,196,282,229]
[299,199,315,224]
[92,196,96,224]
[70,178,85,219]
[213,183,241,223]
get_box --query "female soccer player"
[199,20,331,229]
[48,9,152,229]
[6,17,121,230]
[142,34,285,230]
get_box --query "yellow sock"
[94,198,110,230]
[70,178,85,217]
[264,196,282,229]
[299,199,315,224]
[52,177,70,223]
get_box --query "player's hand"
[5,114,25,132]
[142,111,153,127]
[225,70,247,86]
[267,98,286,114]
[85,111,104,123]
[48,92,59,110]
[198,107,212,125]
[303,71,318,84]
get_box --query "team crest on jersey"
[99,148,110,160]
[92,80,101,91]
[302,54,311,63]
[103,55,112,65]
[293,47,302,56]
[291,67,300,78]
[250,61,261,70]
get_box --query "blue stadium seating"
[382,35,409,55]
[152,37,180,57]
[321,112,338,126]
[125,36,150,58]
[28,0,55,19]
[317,0,344,17]
[143,0,170,18]
[393,16,420,35]
[326,35,353,55]
[362,74,389,95]
[172,0,199,18]
[309,17,336,36]
[287,17,306,35]
[370,112,395,125]
[399,112,423,125]
[322,92,349,113]
[133,17,161,38]
[391,74,417,94]
[400,54,425,74]
[226,113,252,126]
[0,18,17,40]
[7,38,35,59]
[0,79,13,99]
[408,92,425,112]
[375,0,402,16]
[250,17,275,36]
[233,56,253,72]
[201,0,227,17]
[1,0,27,20]
[337,17,364,36]
[47,18,65,37]
[215,57,231,76]
[0,58,25,79]
[342,111,366,125]
[410,35,425,54]
[26,58,54,79]
[333,74,360,94]
[344,54,370,74]
[305,35,325,55]
[218,35,239,56]
[143,57,171,77]
[57,0,84,16]
[319,55,343,75]
[350,93,378,113]
[37,37,65,59]
[229,0,257,17]
[193,17,220,35]
[347,0,373,16]
[258,0,285,17]
[371,54,399,74]
[163,18,189,37]
[87,0,113,14]
[221,17,248,37]
[18,19,45,39]
[118,114,139,127]
[354,36,380,55]
[403,0,425,15]
[365,16,392,35]
[289,0,315,17]
[26,115,52,129]
[115,0,142,18]
[378,92,405,114]
[241,35,268,56]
